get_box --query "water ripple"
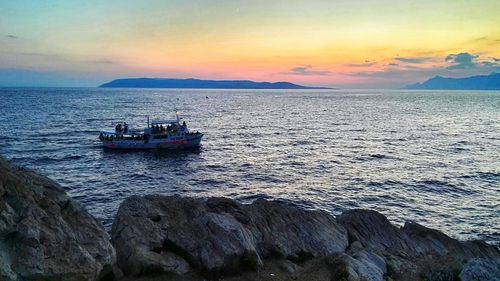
[0,88,499,246]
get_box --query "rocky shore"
[1,157,499,281]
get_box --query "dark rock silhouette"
[112,195,500,281]
[111,196,348,277]
[1,156,498,281]
[405,72,500,90]
[0,157,115,281]
[99,78,331,89]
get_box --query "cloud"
[346,60,377,67]
[346,51,500,88]
[5,34,18,39]
[481,61,496,67]
[0,68,109,87]
[394,57,428,64]
[0,50,61,59]
[445,52,478,69]
[281,65,330,76]
[87,60,117,64]
[481,58,500,68]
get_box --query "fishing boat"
[98,113,203,149]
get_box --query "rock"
[402,221,500,259]
[460,259,500,281]
[244,198,348,259]
[337,209,500,260]
[338,209,500,281]
[112,195,500,280]
[337,209,414,256]
[111,195,348,277]
[341,251,386,281]
[277,259,300,273]
[0,157,115,281]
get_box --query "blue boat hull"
[101,134,203,150]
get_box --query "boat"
[98,113,203,149]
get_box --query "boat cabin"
[147,119,189,136]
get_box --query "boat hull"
[101,134,203,150]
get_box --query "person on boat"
[181,121,188,133]
[124,122,128,134]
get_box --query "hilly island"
[99,78,331,89]
[405,73,500,90]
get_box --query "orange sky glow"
[1,0,499,87]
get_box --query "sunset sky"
[1,0,499,88]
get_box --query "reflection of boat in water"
[99,113,203,150]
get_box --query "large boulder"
[0,157,115,281]
[338,209,500,258]
[111,195,348,277]
[460,259,500,281]
[402,221,500,259]
[338,209,500,280]
[112,195,500,280]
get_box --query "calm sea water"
[0,88,499,245]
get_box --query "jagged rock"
[0,157,115,281]
[460,259,500,281]
[337,209,415,255]
[337,209,500,260]
[338,209,500,280]
[402,221,500,259]
[112,195,500,280]
[341,251,386,281]
[111,195,348,277]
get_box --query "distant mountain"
[405,73,500,90]
[99,78,331,89]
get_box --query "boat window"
[154,134,168,139]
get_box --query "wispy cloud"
[346,51,500,88]
[1,51,121,66]
[5,34,18,39]
[0,50,61,59]
[480,58,500,68]
[281,65,330,76]
[87,60,117,64]
[345,60,377,67]
[394,57,429,64]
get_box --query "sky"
[0,0,499,88]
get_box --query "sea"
[0,88,498,246]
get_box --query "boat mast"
[147,115,150,128]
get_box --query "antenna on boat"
[175,110,180,123]
[146,115,150,128]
